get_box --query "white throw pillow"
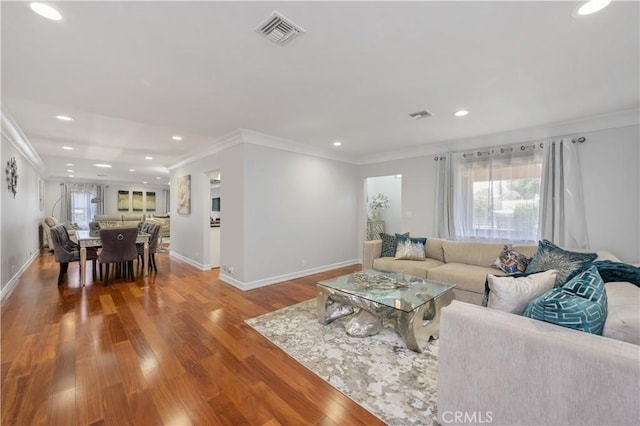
[487,270,558,315]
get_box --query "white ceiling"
[2,1,638,184]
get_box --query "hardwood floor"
[1,250,384,426]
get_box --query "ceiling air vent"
[255,11,305,46]
[410,110,433,120]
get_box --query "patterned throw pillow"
[523,266,608,335]
[395,239,426,261]
[493,244,531,274]
[380,232,409,257]
[525,240,597,286]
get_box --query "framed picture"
[132,191,143,211]
[146,191,156,211]
[39,179,45,211]
[117,190,129,211]
[177,174,191,215]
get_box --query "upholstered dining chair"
[50,224,98,285]
[137,222,161,272]
[98,227,138,285]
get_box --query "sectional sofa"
[364,237,640,425]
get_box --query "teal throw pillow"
[523,266,608,335]
[380,232,409,257]
[525,240,597,286]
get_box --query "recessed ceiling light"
[575,0,611,16]
[143,181,147,184]
[167,182,171,185]
[155,177,161,180]
[93,163,112,168]
[62,146,74,150]
[145,156,153,160]
[333,141,342,147]
[66,169,74,173]
[172,136,183,141]
[66,163,74,166]
[56,115,73,121]
[68,174,74,178]
[129,169,135,172]
[30,2,62,21]
[453,110,470,117]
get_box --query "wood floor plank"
[1,251,384,426]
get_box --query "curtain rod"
[434,136,586,161]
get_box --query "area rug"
[245,299,439,425]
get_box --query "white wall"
[170,143,244,275]
[169,139,360,288]
[360,124,640,263]
[242,144,360,283]
[366,175,402,235]
[44,179,169,218]
[1,136,41,296]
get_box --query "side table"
[366,221,385,240]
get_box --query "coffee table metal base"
[317,285,454,352]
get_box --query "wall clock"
[6,156,18,198]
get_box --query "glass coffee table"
[317,270,455,352]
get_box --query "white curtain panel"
[435,154,454,239]
[539,139,589,249]
[451,147,543,242]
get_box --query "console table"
[366,221,385,240]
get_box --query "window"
[70,191,97,229]
[452,148,543,242]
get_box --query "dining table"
[76,229,151,286]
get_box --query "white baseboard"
[1,251,40,302]
[219,258,362,291]
[169,251,211,271]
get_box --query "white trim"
[167,129,244,170]
[219,259,361,291]
[169,250,210,271]
[239,129,357,164]
[357,108,640,165]
[1,251,39,302]
[1,107,46,171]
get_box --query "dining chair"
[50,224,98,285]
[137,222,161,272]
[98,227,138,285]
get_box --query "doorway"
[209,170,221,268]
[364,175,402,240]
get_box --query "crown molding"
[1,107,46,172]
[166,129,245,170]
[356,108,640,165]
[238,129,358,164]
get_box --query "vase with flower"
[368,193,390,222]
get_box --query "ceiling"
[2,1,638,184]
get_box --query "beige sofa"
[364,238,539,304]
[438,299,640,425]
[364,238,640,424]
[42,216,78,249]
[94,214,144,228]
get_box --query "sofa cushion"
[524,266,608,335]
[380,232,408,257]
[486,270,558,315]
[427,263,498,294]
[602,282,640,345]
[442,241,505,267]
[372,257,444,278]
[424,238,445,263]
